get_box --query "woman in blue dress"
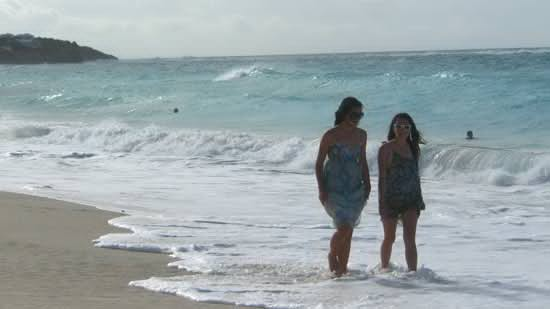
[378,113,425,271]
[315,97,371,276]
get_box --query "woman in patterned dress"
[378,113,425,271]
[315,97,371,276]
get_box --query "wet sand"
[0,191,247,309]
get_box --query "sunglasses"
[393,123,411,130]
[349,111,364,121]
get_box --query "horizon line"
[118,45,550,60]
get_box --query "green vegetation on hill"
[0,34,117,64]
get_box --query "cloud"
[1,0,549,58]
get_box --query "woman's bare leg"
[402,209,419,271]
[381,218,398,269]
[338,226,353,275]
[329,226,353,276]
[329,230,342,273]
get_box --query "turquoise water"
[2,49,550,147]
[1,49,550,308]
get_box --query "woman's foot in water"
[328,253,339,273]
[334,263,348,277]
[379,267,391,274]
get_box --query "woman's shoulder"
[320,128,338,145]
[322,127,338,139]
[378,140,395,155]
[356,127,367,138]
[325,127,339,135]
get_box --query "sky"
[1,0,549,59]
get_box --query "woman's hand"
[319,190,328,206]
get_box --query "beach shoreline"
[0,191,250,309]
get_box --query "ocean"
[1,49,549,308]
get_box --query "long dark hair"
[334,97,363,126]
[387,113,425,161]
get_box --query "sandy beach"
[0,191,246,309]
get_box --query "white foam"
[214,65,263,81]
[40,93,63,102]
[421,144,550,186]
[9,119,549,186]
[1,117,550,308]
[431,71,469,79]
[128,264,460,309]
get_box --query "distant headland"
[0,33,117,64]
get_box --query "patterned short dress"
[380,151,425,219]
[323,143,367,228]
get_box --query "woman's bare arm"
[315,132,331,204]
[360,130,371,199]
[377,143,392,213]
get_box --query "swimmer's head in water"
[466,130,474,139]
[173,108,179,113]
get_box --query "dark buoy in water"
[173,108,179,114]
[466,130,474,140]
